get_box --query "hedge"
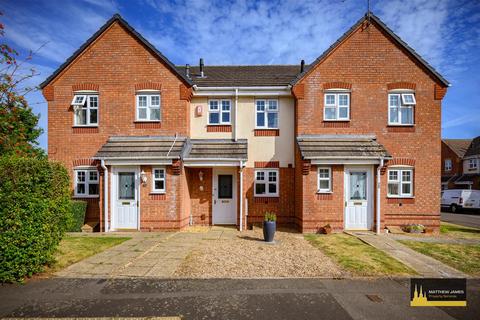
[67,200,87,232]
[0,156,71,282]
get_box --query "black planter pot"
[263,221,276,242]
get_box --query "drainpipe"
[239,160,244,231]
[234,88,238,141]
[101,159,109,232]
[376,158,384,235]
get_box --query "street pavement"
[441,211,480,228]
[0,278,478,320]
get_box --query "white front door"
[112,167,139,230]
[212,168,237,225]
[344,167,373,230]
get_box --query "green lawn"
[46,235,131,273]
[305,233,416,276]
[399,241,480,276]
[440,222,480,240]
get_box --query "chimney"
[300,59,305,73]
[185,64,190,78]
[199,58,204,77]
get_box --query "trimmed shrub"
[67,200,87,232]
[0,156,71,282]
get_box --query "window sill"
[254,195,279,198]
[387,196,415,199]
[316,191,333,194]
[322,120,350,122]
[150,191,166,195]
[72,125,98,128]
[134,120,161,123]
[73,195,99,199]
[387,124,415,127]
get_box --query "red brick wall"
[45,21,191,222]
[187,168,213,225]
[294,21,446,231]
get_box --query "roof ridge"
[175,64,302,68]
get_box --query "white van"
[441,189,480,213]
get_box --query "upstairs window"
[469,159,478,169]
[324,93,350,121]
[136,93,161,121]
[152,168,166,193]
[444,159,452,171]
[208,99,231,124]
[388,93,415,125]
[74,169,99,197]
[256,99,278,129]
[254,169,279,197]
[72,94,98,126]
[387,168,413,197]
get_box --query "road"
[0,278,478,320]
[441,211,480,228]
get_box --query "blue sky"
[3,0,480,150]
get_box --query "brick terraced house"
[41,12,449,233]
[442,137,480,190]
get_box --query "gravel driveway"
[174,227,345,278]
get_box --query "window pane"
[400,107,413,124]
[402,183,411,195]
[338,94,348,106]
[319,169,329,178]
[389,107,399,123]
[154,180,164,191]
[138,96,147,107]
[76,183,85,194]
[154,169,164,179]
[218,175,233,199]
[89,96,98,108]
[256,112,265,127]
[389,171,398,181]
[73,95,85,105]
[268,100,278,111]
[150,108,160,120]
[209,100,218,110]
[255,183,266,195]
[118,172,135,200]
[349,172,366,200]
[268,171,277,182]
[389,94,400,106]
[221,101,230,111]
[339,107,348,119]
[89,109,98,124]
[77,171,85,182]
[256,171,265,181]
[401,93,415,104]
[222,112,230,123]
[89,183,99,195]
[388,183,399,196]
[319,180,329,190]
[325,94,335,105]
[268,183,277,194]
[89,171,98,181]
[256,100,265,111]
[76,109,87,125]
[138,108,147,119]
[402,171,411,182]
[151,95,160,106]
[267,112,278,128]
[209,112,219,124]
[325,107,336,120]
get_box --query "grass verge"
[440,222,480,239]
[305,233,416,276]
[399,240,480,276]
[46,235,131,273]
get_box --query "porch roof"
[183,139,248,161]
[94,136,186,160]
[296,135,391,160]
[442,174,459,183]
[454,173,480,184]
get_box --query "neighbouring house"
[441,139,472,189]
[41,12,449,233]
[456,137,480,190]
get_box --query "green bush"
[67,200,87,232]
[264,211,277,222]
[0,156,71,282]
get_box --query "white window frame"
[136,93,161,121]
[323,92,350,121]
[152,167,166,193]
[469,159,478,169]
[317,167,332,193]
[254,169,279,197]
[74,168,99,197]
[445,159,452,171]
[387,168,414,198]
[255,99,279,129]
[208,99,231,125]
[72,94,99,126]
[388,92,415,126]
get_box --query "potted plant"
[403,224,425,234]
[263,212,277,242]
